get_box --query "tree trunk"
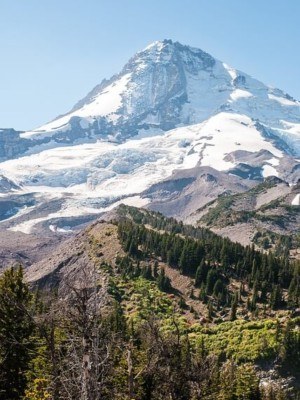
[127,341,134,399]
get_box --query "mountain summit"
[20,40,300,155]
[0,40,299,235]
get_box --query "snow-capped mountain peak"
[0,40,299,234]
[19,39,300,158]
[22,39,220,141]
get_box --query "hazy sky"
[1,0,299,130]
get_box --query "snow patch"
[291,194,300,206]
[262,164,279,178]
[230,89,253,101]
[268,94,298,106]
[223,63,237,80]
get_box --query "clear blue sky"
[1,0,299,130]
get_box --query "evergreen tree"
[287,265,300,307]
[153,261,159,279]
[270,285,282,310]
[194,259,207,287]
[157,268,171,292]
[198,283,207,303]
[213,279,224,298]
[0,266,34,400]
[230,292,238,321]
[207,301,214,320]
[142,264,153,280]
[250,283,258,311]
[206,269,218,295]
[281,319,300,369]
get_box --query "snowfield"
[0,112,287,233]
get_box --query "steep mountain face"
[0,39,299,235]
[0,129,29,161]
[143,166,255,219]
[187,177,300,250]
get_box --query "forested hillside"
[0,205,299,399]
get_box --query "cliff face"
[0,129,31,160]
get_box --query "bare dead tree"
[127,338,134,399]
[53,262,114,400]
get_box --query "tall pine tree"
[0,266,34,400]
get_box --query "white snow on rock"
[21,73,131,139]
[230,89,253,101]
[262,165,279,178]
[195,113,282,170]
[268,94,299,107]
[291,193,300,206]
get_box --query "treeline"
[117,204,218,240]
[0,266,299,400]
[117,214,300,310]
